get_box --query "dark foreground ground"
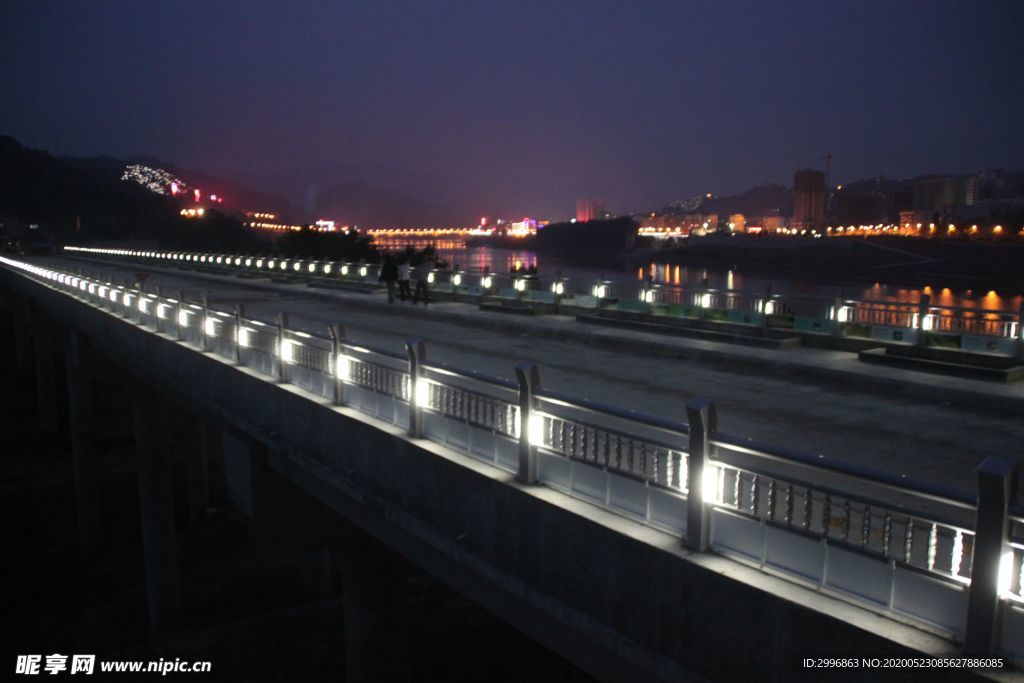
[0,323,592,681]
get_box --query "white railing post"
[515,363,540,484]
[233,303,244,365]
[201,295,210,352]
[1016,302,1024,360]
[916,293,931,347]
[175,289,184,341]
[329,323,346,407]
[831,296,844,337]
[154,285,162,330]
[406,339,426,438]
[964,456,1017,654]
[685,398,717,552]
[276,312,289,382]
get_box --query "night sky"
[2,0,1023,221]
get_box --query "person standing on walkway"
[411,259,430,307]
[379,255,399,303]
[398,258,412,302]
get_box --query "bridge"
[3,251,1023,680]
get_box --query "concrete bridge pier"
[6,293,33,374]
[179,414,219,525]
[65,329,103,557]
[341,535,411,683]
[222,429,270,519]
[132,379,182,633]
[31,309,63,435]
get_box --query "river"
[372,237,1023,314]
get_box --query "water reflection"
[369,237,1021,313]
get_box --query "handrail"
[712,431,976,511]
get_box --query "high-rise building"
[576,199,607,223]
[792,170,825,229]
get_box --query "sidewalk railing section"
[7,253,1024,659]
[62,246,1024,356]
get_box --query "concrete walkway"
[56,255,1024,493]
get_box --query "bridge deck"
[57,254,1024,495]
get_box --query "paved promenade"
[57,255,1024,492]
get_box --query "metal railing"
[7,253,1024,658]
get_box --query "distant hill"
[662,183,792,217]
[308,179,461,228]
[0,135,263,251]
[122,155,300,219]
[0,135,173,237]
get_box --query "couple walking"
[380,256,430,306]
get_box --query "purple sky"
[2,0,1022,221]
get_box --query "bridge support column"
[32,310,62,435]
[964,456,1017,654]
[66,329,102,556]
[132,380,182,633]
[222,429,268,518]
[13,295,32,373]
[300,547,334,601]
[341,537,410,683]
[183,415,219,524]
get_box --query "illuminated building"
[576,199,607,223]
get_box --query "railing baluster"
[821,494,831,536]
[767,480,776,522]
[927,523,938,571]
[750,475,760,516]
[904,518,914,563]
[784,484,794,525]
[802,488,812,531]
[882,512,892,557]
[861,505,871,549]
